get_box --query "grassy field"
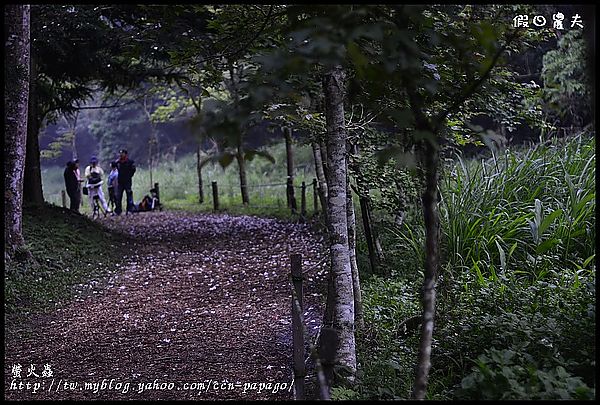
[42,141,319,219]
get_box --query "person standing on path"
[63,160,80,212]
[107,161,119,213]
[84,156,111,214]
[114,149,136,215]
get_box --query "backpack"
[88,171,102,185]
[139,195,152,212]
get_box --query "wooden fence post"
[291,253,305,399]
[212,181,219,212]
[312,178,319,214]
[301,181,307,219]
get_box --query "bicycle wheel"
[92,199,100,220]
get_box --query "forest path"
[5,211,327,400]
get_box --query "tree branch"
[434,29,520,132]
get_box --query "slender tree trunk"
[322,65,356,380]
[4,4,30,261]
[236,147,249,205]
[68,113,78,160]
[320,141,330,186]
[312,142,329,218]
[346,141,363,329]
[149,138,153,188]
[197,145,204,204]
[23,52,44,206]
[347,173,364,331]
[285,127,297,210]
[412,142,441,400]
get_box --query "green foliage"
[354,276,422,399]
[330,387,360,400]
[541,29,591,126]
[459,350,595,400]
[40,129,75,160]
[356,132,595,400]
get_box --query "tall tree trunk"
[67,113,79,160]
[322,65,356,380]
[412,142,441,400]
[358,192,378,273]
[197,145,204,204]
[4,4,30,260]
[285,127,297,210]
[285,127,294,179]
[320,141,330,186]
[312,142,329,219]
[23,52,44,206]
[236,147,249,205]
[346,172,364,331]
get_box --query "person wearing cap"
[84,155,110,214]
[114,149,136,215]
[107,161,119,213]
[63,160,81,212]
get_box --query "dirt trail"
[4,211,328,400]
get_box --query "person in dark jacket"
[63,160,81,212]
[114,149,136,215]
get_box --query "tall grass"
[439,133,595,285]
[355,133,596,400]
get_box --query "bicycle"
[91,195,108,219]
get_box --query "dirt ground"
[4,211,328,400]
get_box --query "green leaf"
[535,238,560,255]
[375,146,416,168]
[495,239,506,272]
[218,153,235,168]
[539,208,562,235]
[347,41,369,77]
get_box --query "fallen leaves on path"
[4,211,328,400]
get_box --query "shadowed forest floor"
[5,211,328,400]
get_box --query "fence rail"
[206,178,322,218]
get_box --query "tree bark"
[312,142,329,220]
[285,127,297,210]
[320,141,330,186]
[23,51,44,206]
[412,141,441,400]
[4,4,31,260]
[322,65,356,380]
[236,147,249,205]
[347,172,364,331]
[197,145,204,203]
